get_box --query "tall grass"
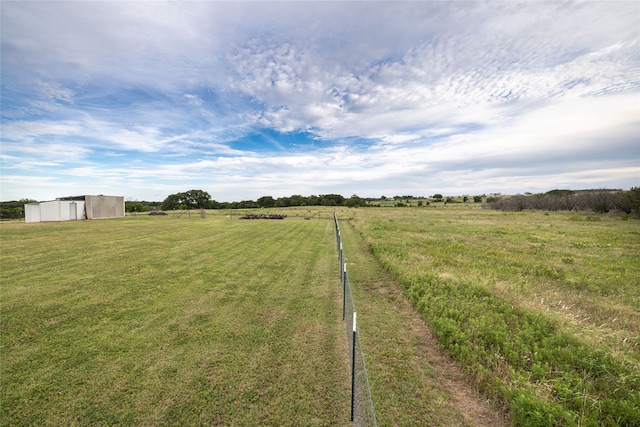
[349,207,640,426]
[1,216,350,426]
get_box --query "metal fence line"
[334,213,378,426]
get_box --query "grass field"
[1,215,351,426]
[346,206,640,426]
[3,207,639,426]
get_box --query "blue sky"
[1,1,638,202]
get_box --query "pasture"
[1,215,350,426]
[2,206,638,425]
[347,206,640,425]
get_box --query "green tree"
[161,193,182,210]
[125,202,148,213]
[320,194,345,206]
[345,194,365,208]
[257,196,276,208]
[288,195,306,206]
[616,187,640,215]
[275,197,289,207]
[1,199,37,219]
[161,190,211,210]
[183,189,211,208]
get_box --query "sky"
[1,1,639,203]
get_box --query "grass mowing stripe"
[1,217,350,426]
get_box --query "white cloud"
[1,1,638,202]
[183,94,203,107]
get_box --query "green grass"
[336,216,488,425]
[1,216,350,426]
[5,206,638,425]
[347,206,640,426]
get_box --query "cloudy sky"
[1,1,638,202]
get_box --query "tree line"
[134,190,368,212]
[487,188,640,215]
[0,199,37,219]
[6,188,637,218]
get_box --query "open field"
[2,212,496,427]
[3,207,638,425]
[1,216,350,426]
[345,206,640,425]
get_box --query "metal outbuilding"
[24,195,125,223]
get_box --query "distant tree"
[0,199,36,219]
[163,197,179,211]
[463,196,469,202]
[257,196,276,208]
[275,197,290,207]
[161,189,211,210]
[161,193,182,210]
[432,194,443,201]
[320,194,345,206]
[473,195,483,203]
[205,199,220,209]
[235,200,258,209]
[183,189,211,208]
[345,194,366,208]
[590,190,614,213]
[485,189,639,214]
[306,195,321,206]
[125,202,148,213]
[288,195,306,206]
[615,187,640,215]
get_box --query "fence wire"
[335,214,378,427]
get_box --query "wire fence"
[334,213,377,426]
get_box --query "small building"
[25,195,125,223]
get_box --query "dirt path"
[405,304,509,427]
[370,274,510,427]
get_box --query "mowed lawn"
[1,215,350,426]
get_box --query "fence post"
[339,242,343,282]
[343,263,347,321]
[351,311,357,422]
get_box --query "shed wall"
[25,204,41,223]
[24,200,86,222]
[85,196,124,219]
[24,195,122,222]
[40,201,64,221]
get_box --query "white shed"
[24,195,124,223]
